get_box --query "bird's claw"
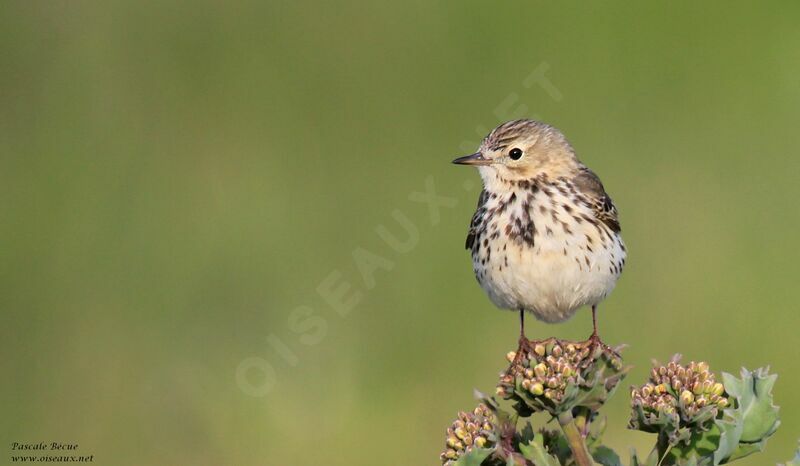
[586,333,621,358]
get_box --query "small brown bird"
[453,119,625,342]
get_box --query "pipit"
[453,119,625,343]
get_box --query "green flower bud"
[702,380,713,393]
[692,381,704,395]
[530,382,544,395]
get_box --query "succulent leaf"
[452,447,494,466]
[519,436,560,466]
[712,406,744,465]
[720,368,780,443]
[684,456,700,466]
[722,441,764,464]
[592,445,622,466]
[664,425,720,465]
[630,448,659,466]
[710,367,780,464]
[538,427,572,464]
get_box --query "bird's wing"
[572,168,621,233]
[465,189,489,250]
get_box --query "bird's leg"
[587,305,616,355]
[589,305,600,344]
[507,310,528,372]
[517,309,530,354]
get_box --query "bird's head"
[453,119,580,187]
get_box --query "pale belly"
[471,189,626,323]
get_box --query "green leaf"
[629,401,682,437]
[517,421,535,446]
[665,425,720,465]
[714,405,767,464]
[453,447,494,466]
[644,448,660,466]
[710,367,781,464]
[592,445,622,466]
[721,367,780,443]
[567,348,631,412]
[584,413,608,450]
[713,405,743,465]
[630,447,659,466]
[519,436,560,466]
[539,427,572,465]
[724,441,764,463]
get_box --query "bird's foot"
[504,336,530,377]
[586,332,621,358]
[517,333,530,350]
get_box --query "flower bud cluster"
[440,403,496,465]
[496,338,626,416]
[499,341,590,402]
[630,357,729,432]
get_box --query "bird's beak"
[452,152,492,166]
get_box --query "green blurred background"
[2,1,799,465]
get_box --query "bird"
[453,119,626,344]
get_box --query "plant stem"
[655,433,673,466]
[573,407,589,436]
[557,411,594,466]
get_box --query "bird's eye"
[509,148,523,160]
